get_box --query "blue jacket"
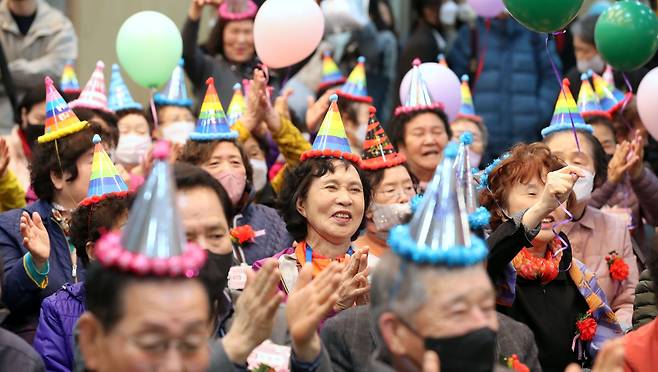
[33,282,85,372]
[237,203,293,265]
[449,18,561,162]
[0,200,85,342]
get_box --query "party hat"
[454,132,489,229]
[80,134,129,206]
[69,60,111,113]
[318,51,346,91]
[455,75,481,122]
[218,0,257,21]
[577,73,610,120]
[361,107,406,170]
[39,76,88,143]
[190,77,237,141]
[603,64,615,86]
[437,53,448,67]
[227,83,246,126]
[592,71,631,115]
[94,141,207,277]
[388,142,488,265]
[300,94,361,164]
[154,59,193,108]
[395,59,444,116]
[108,64,143,113]
[541,79,593,138]
[336,56,372,103]
[60,61,80,95]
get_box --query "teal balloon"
[116,11,182,89]
[503,0,584,33]
[595,0,658,72]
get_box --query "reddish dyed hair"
[480,143,571,230]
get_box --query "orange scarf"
[511,238,563,285]
[294,241,351,277]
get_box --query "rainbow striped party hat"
[395,59,444,116]
[318,51,346,91]
[336,56,372,103]
[361,107,406,170]
[80,134,129,206]
[226,83,246,126]
[455,75,481,122]
[60,61,80,95]
[69,60,111,113]
[577,73,610,120]
[190,77,237,141]
[301,94,361,164]
[108,64,143,113]
[592,71,631,115]
[541,79,593,138]
[39,76,88,143]
[154,59,193,108]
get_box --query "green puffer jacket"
[632,269,657,330]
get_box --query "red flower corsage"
[230,225,256,246]
[605,250,629,281]
[505,354,530,372]
[576,310,597,342]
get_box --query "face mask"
[161,121,195,144]
[577,54,605,74]
[114,134,151,166]
[355,123,367,146]
[573,168,595,203]
[468,148,482,168]
[22,123,42,149]
[215,171,247,205]
[198,251,233,314]
[370,202,412,231]
[440,0,459,26]
[424,327,497,372]
[249,159,268,192]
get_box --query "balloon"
[637,67,658,141]
[468,0,506,18]
[254,0,324,69]
[399,63,461,121]
[116,11,182,89]
[503,0,584,33]
[595,1,658,72]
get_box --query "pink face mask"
[215,171,247,205]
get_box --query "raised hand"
[0,137,10,179]
[20,211,50,270]
[628,132,645,180]
[540,165,584,208]
[242,69,267,132]
[607,141,634,184]
[333,247,370,312]
[306,89,336,133]
[189,0,223,21]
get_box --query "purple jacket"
[33,282,85,372]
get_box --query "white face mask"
[114,134,151,166]
[440,0,459,26]
[573,168,595,203]
[249,158,268,192]
[370,202,412,232]
[577,54,606,74]
[161,121,195,145]
[468,148,482,169]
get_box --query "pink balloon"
[399,62,462,121]
[254,0,324,69]
[468,0,506,18]
[637,67,658,141]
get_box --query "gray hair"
[570,14,599,46]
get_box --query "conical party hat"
[218,0,257,21]
[108,64,143,113]
[94,141,207,277]
[154,59,193,108]
[577,73,610,120]
[395,59,444,116]
[603,64,615,86]
[39,76,88,143]
[388,142,488,266]
[454,132,490,230]
[361,106,406,170]
[541,78,593,138]
[318,51,346,91]
[455,75,481,122]
[80,134,129,206]
[190,78,237,141]
[437,53,448,67]
[300,94,361,164]
[591,71,631,115]
[227,83,246,126]
[60,61,80,95]
[336,56,372,103]
[69,60,111,113]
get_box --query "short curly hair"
[178,140,253,186]
[29,122,107,203]
[387,108,452,148]
[277,157,372,242]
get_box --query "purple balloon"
[399,62,461,121]
[468,0,506,18]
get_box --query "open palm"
[20,211,50,267]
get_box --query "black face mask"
[22,123,43,149]
[424,327,497,372]
[199,251,234,295]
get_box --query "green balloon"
[503,0,584,33]
[116,11,182,89]
[595,1,658,72]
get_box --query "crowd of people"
[0,0,656,371]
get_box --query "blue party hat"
[108,64,143,112]
[154,59,193,108]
